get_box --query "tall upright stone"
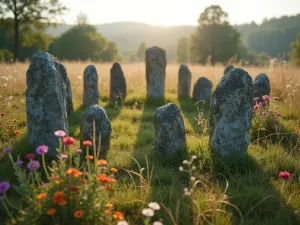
[80,105,112,158]
[224,65,234,75]
[83,65,99,106]
[192,77,212,103]
[26,52,69,158]
[154,103,186,156]
[178,64,191,99]
[253,73,270,101]
[66,77,74,116]
[209,68,253,157]
[146,46,166,99]
[110,63,127,103]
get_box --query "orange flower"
[37,193,47,200]
[47,208,56,216]
[66,168,83,178]
[97,159,107,166]
[14,130,21,136]
[68,196,74,200]
[106,203,113,208]
[69,185,78,192]
[110,168,118,173]
[85,155,93,160]
[82,140,93,146]
[74,210,84,218]
[113,211,124,221]
[58,200,68,206]
[96,174,109,183]
[52,174,59,180]
[52,191,65,204]
[104,209,111,215]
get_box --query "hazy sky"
[61,0,300,26]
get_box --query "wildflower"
[3,147,12,153]
[52,191,65,204]
[191,155,197,160]
[277,113,282,117]
[96,174,109,183]
[279,171,291,180]
[25,153,36,160]
[262,95,270,101]
[61,154,68,159]
[0,181,10,193]
[113,211,125,221]
[37,193,47,200]
[179,166,184,171]
[0,113,4,116]
[273,97,279,101]
[80,179,87,184]
[82,140,93,146]
[74,210,84,218]
[36,145,48,155]
[76,149,82,154]
[182,160,189,164]
[253,97,259,101]
[85,155,93,160]
[47,208,56,216]
[27,160,40,171]
[15,160,23,166]
[153,222,163,225]
[148,202,160,210]
[117,221,128,225]
[111,168,118,173]
[14,130,21,136]
[105,209,111,215]
[66,168,83,177]
[97,159,107,166]
[62,136,76,145]
[70,185,78,192]
[253,104,261,110]
[106,203,114,208]
[262,112,268,116]
[184,188,191,196]
[54,130,66,137]
[142,208,154,217]
[191,176,196,181]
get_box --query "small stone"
[192,77,212,103]
[178,64,191,99]
[154,103,186,156]
[80,105,112,157]
[253,73,270,101]
[224,65,234,75]
[83,65,99,106]
[209,68,253,157]
[110,63,126,103]
[146,46,166,99]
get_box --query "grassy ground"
[1,62,300,224]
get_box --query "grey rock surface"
[192,77,212,103]
[253,73,270,101]
[178,64,191,98]
[83,65,99,106]
[66,76,74,116]
[110,63,126,103]
[209,68,253,157]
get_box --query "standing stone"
[83,65,99,106]
[110,63,127,103]
[178,64,191,98]
[146,46,166,99]
[192,77,212,103]
[253,73,270,101]
[26,52,68,158]
[224,65,234,75]
[209,68,253,157]
[66,77,74,116]
[154,103,186,156]
[80,105,112,158]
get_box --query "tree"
[176,36,190,63]
[0,0,66,62]
[77,12,88,26]
[190,5,240,64]
[136,42,147,61]
[289,33,300,66]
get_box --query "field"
[1,61,300,225]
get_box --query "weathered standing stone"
[154,103,186,156]
[83,65,99,106]
[110,63,127,103]
[178,64,191,98]
[253,73,270,101]
[66,77,74,116]
[26,52,69,158]
[209,68,253,157]
[146,46,166,99]
[80,105,112,157]
[192,77,212,103]
[224,65,234,75]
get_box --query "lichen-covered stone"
[26,51,69,158]
[80,105,112,158]
[209,68,253,157]
[66,76,74,116]
[224,65,234,75]
[253,73,270,101]
[146,46,166,99]
[178,64,191,98]
[154,103,186,156]
[110,63,126,103]
[83,65,99,106]
[192,77,212,103]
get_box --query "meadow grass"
[1,62,300,224]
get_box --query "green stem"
[4,192,18,210]
[8,153,15,167]
[34,171,41,189]
[86,146,91,175]
[2,201,13,218]
[42,154,50,178]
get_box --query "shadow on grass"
[212,153,300,225]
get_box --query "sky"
[61,0,300,26]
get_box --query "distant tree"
[176,36,190,63]
[136,42,147,61]
[289,33,300,66]
[0,0,66,62]
[190,5,240,64]
[77,12,88,26]
[101,40,119,62]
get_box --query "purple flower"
[76,149,82,154]
[253,97,259,101]
[27,160,40,171]
[36,145,48,155]
[263,112,268,116]
[54,130,66,137]
[3,147,12,153]
[15,160,24,166]
[61,154,68,159]
[277,113,282,117]
[0,196,4,201]
[0,181,10,193]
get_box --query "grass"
[1,62,300,224]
